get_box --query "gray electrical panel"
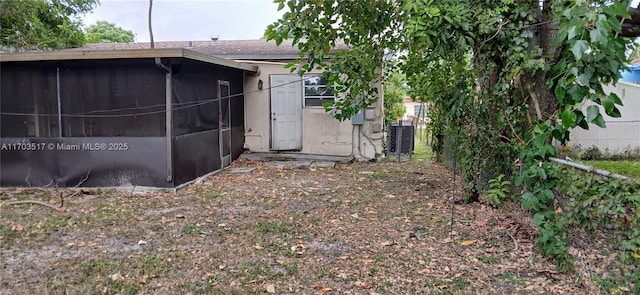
[351,110,364,125]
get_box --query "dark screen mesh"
[1,64,60,137]
[1,57,247,188]
[1,60,166,137]
[172,62,219,136]
[60,62,166,137]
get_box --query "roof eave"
[215,54,302,60]
[0,48,258,73]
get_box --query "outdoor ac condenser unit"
[387,123,414,153]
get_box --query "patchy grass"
[478,254,500,264]
[182,223,199,235]
[0,158,625,294]
[200,191,223,200]
[586,160,640,179]
[370,171,388,179]
[413,133,433,161]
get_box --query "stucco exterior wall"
[301,109,353,156]
[243,63,277,152]
[568,82,640,153]
[403,101,420,119]
[242,61,384,158]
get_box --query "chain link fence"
[568,121,640,155]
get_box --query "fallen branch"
[25,167,32,187]
[504,229,518,252]
[2,170,90,211]
[43,179,55,188]
[65,190,82,200]
[58,170,91,206]
[75,170,91,187]
[4,200,62,211]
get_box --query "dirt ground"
[0,158,596,294]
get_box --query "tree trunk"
[148,0,154,49]
[526,0,560,123]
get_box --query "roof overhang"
[215,54,302,60]
[0,48,259,73]
[618,80,640,88]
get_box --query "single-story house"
[402,97,430,128]
[0,40,385,188]
[79,40,385,159]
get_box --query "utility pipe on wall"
[155,58,173,182]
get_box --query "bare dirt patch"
[1,159,594,294]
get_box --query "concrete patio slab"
[284,161,313,169]
[263,161,290,169]
[240,152,353,163]
[263,160,313,169]
[223,167,256,174]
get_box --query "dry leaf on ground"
[265,283,276,293]
[461,240,476,246]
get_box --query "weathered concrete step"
[240,152,353,163]
[223,167,256,174]
[264,161,313,169]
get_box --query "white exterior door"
[270,74,302,150]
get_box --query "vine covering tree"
[265,0,640,268]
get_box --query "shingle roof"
[76,39,348,60]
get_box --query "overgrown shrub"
[549,166,640,290]
[484,174,513,207]
[581,146,604,160]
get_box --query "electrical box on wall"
[364,108,377,120]
[351,110,364,125]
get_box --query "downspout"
[155,58,173,182]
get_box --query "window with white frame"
[304,75,335,107]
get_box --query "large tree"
[265,0,640,267]
[0,0,98,50]
[265,0,639,192]
[85,20,135,44]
